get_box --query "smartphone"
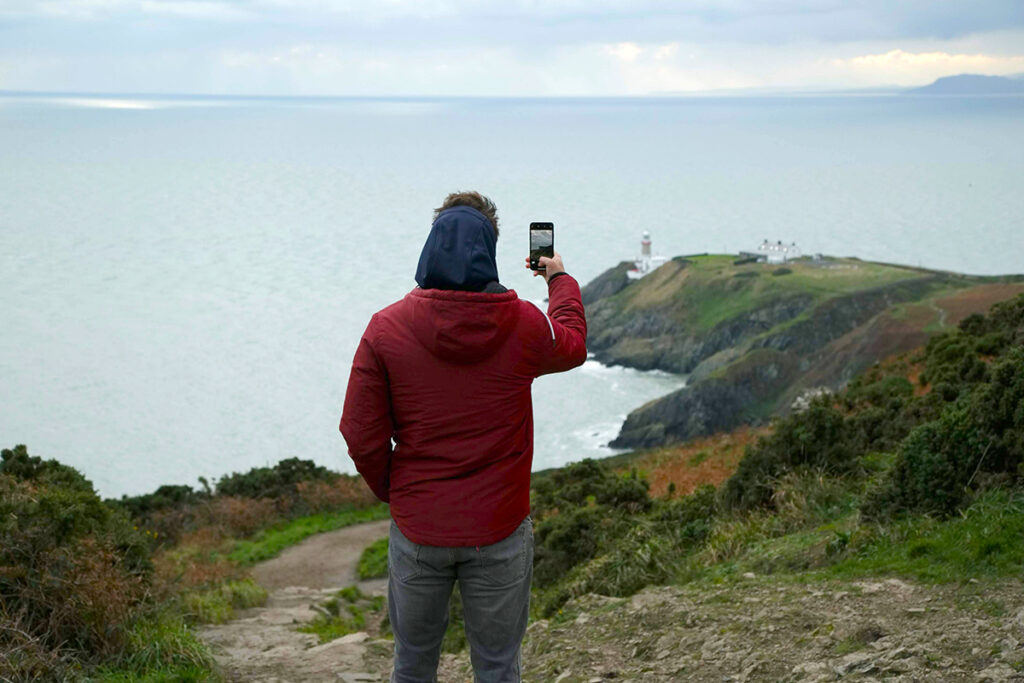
[529,222,554,270]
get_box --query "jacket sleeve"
[339,320,394,503]
[536,273,588,376]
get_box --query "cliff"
[580,254,1024,448]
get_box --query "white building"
[627,231,668,279]
[756,239,801,265]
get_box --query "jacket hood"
[415,206,499,291]
[406,288,520,364]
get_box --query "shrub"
[215,457,336,500]
[865,347,1024,518]
[533,505,622,587]
[0,447,152,663]
[720,398,855,511]
[531,459,651,518]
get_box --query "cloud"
[604,42,643,62]
[137,1,248,20]
[3,0,1024,94]
[6,0,1024,44]
[833,48,1024,85]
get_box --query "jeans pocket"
[388,522,421,583]
[481,521,528,587]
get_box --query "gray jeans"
[387,516,534,683]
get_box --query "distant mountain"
[907,73,1024,95]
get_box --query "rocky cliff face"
[582,255,1024,449]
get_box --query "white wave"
[56,97,161,110]
[580,355,687,385]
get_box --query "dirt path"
[199,519,393,683]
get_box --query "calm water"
[1,93,1022,497]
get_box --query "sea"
[1,92,1022,498]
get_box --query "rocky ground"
[201,521,1024,682]
[439,577,1024,682]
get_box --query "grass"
[181,578,268,624]
[602,253,956,336]
[822,489,1024,583]
[357,537,389,580]
[229,503,390,566]
[91,610,218,681]
[670,484,1024,592]
[298,585,386,644]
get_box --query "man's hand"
[524,252,566,284]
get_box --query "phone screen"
[530,222,554,270]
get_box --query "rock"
[977,663,1017,682]
[742,572,756,580]
[834,651,877,676]
[792,661,829,675]
[581,261,635,306]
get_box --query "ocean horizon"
[2,92,1022,497]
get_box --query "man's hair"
[434,191,499,239]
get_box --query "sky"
[1,0,1023,96]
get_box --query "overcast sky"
[2,0,1023,96]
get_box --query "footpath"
[198,519,393,682]
[200,521,1024,682]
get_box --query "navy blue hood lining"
[415,205,499,291]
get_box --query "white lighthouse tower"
[628,231,668,279]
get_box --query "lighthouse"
[628,231,668,279]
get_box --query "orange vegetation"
[616,426,772,498]
[936,283,1024,327]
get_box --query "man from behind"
[340,191,587,682]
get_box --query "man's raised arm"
[530,253,588,375]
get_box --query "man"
[340,191,587,682]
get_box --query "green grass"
[182,578,268,624]
[298,585,386,644]
[822,489,1024,583]
[228,503,390,566]
[357,537,389,580]
[91,610,218,681]
[606,254,937,333]
[679,488,1024,589]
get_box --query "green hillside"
[582,254,1024,448]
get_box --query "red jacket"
[340,274,587,546]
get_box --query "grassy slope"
[608,255,936,332]
[597,254,1024,348]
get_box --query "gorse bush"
[720,398,856,511]
[532,459,652,515]
[718,293,1024,520]
[215,457,336,500]
[0,446,377,679]
[531,460,653,589]
[115,457,377,546]
[0,446,154,676]
[864,346,1024,518]
[530,460,716,615]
